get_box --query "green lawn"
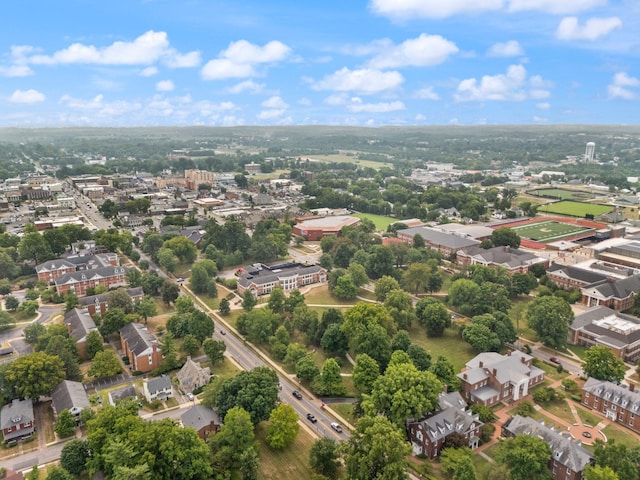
[537,200,612,218]
[331,403,356,425]
[473,453,495,480]
[351,213,397,231]
[511,219,595,242]
[566,344,589,360]
[407,324,475,373]
[305,285,359,306]
[308,153,392,169]
[531,188,594,201]
[602,424,640,448]
[573,403,601,427]
[540,398,577,425]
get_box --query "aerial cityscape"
[1,1,640,480]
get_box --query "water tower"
[585,142,596,162]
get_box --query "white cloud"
[261,96,288,109]
[24,31,200,68]
[0,64,33,77]
[608,72,640,100]
[487,40,524,58]
[415,86,440,100]
[537,102,551,109]
[201,40,291,81]
[507,0,606,14]
[415,114,426,121]
[556,16,622,41]
[369,0,503,20]
[369,0,604,19]
[9,89,45,103]
[298,97,312,106]
[156,80,175,92]
[455,64,550,102]
[257,109,286,119]
[226,80,265,94]
[368,34,458,68]
[312,67,404,94]
[140,66,158,77]
[346,98,406,113]
[59,94,142,116]
[324,93,348,106]
[533,115,548,122]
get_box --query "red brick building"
[581,378,640,434]
[292,216,360,241]
[457,351,545,407]
[456,245,549,274]
[55,265,128,297]
[37,252,119,285]
[1,399,34,443]
[79,286,144,316]
[181,405,221,440]
[120,323,162,373]
[580,275,640,311]
[236,263,327,297]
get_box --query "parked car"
[186,393,194,401]
[549,356,560,364]
[330,422,343,433]
[306,413,317,423]
[292,390,303,400]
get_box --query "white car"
[186,393,194,401]
[330,422,343,433]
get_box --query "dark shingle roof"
[54,265,128,287]
[401,226,480,249]
[181,405,221,431]
[120,323,158,356]
[146,375,172,394]
[547,263,608,285]
[237,263,324,288]
[64,308,97,342]
[583,377,640,413]
[51,380,91,415]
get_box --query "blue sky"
[1,0,639,126]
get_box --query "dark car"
[549,356,560,364]
[306,413,317,423]
[292,390,303,400]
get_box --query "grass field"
[530,188,594,201]
[255,421,316,480]
[537,200,613,218]
[351,212,397,230]
[407,324,475,372]
[511,219,595,242]
[307,153,392,169]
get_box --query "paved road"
[532,345,583,376]
[0,303,64,360]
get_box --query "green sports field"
[530,188,594,201]
[351,213,396,230]
[537,200,613,217]
[511,220,595,243]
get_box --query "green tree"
[266,403,300,449]
[4,295,19,311]
[107,288,135,314]
[88,349,123,379]
[384,289,416,330]
[242,290,257,311]
[440,447,478,480]
[430,356,461,391]
[583,466,620,480]
[470,404,497,423]
[203,338,226,365]
[343,415,411,480]
[296,355,320,381]
[583,346,626,383]
[238,448,259,480]
[447,279,482,317]
[5,351,65,399]
[374,275,400,302]
[401,262,432,294]
[365,245,395,279]
[391,330,411,352]
[416,298,451,337]
[462,323,502,352]
[160,282,180,305]
[182,334,200,356]
[309,438,341,479]
[157,247,178,272]
[55,409,77,438]
[526,296,574,348]
[267,286,286,314]
[204,366,279,425]
[188,310,214,342]
[189,263,210,294]
[319,323,348,356]
[407,344,432,371]
[99,307,128,336]
[135,296,157,324]
[491,227,521,248]
[163,236,198,263]
[364,358,442,426]
[219,297,230,315]
[495,434,552,480]
[312,358,345,396]
[333,275,358,300]
[19,300,39,316]
[348,262,369,287]
[593,439,640,480]
[211,406,256,471]
[353,353,380,394]
[60,439,90,476]
[19,231,54,264]
[45,467,74,480]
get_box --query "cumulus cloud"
[226,80,265,94]
[139,66,158,77]
[261,96,288,109]
[347,98,406,113]
[201,40,291,80]
[369,0,604,19]
[0,65,34,77]
[156,80,175,92]
[9,89,45,103]
[454,64,550,102]
[487,40,524,57]
[257,109,286,119]
[608,72,640,99]
[22,31,200,68]
[537,102,551,109]
[367,34,458,68]
[414,87,440,100]
[556,16,622,41]
[312,67,404,94]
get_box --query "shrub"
[480,424,495,443]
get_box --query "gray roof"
[582,377,640,413]
[64,308,97,342]
[120,323,158,356]
[1,399,34,441]
[35,259,75,273]
[146,375,172,394]
[401,226,480,249]
[571,306,640,348]
[79,287,144,308]
[237,263,324,288]
[459,245,546,269]
[581,274,640,301]
[51,380,91,415]
[547,263,608,285]
[410,405,482,443]
[108,385,137,406]
[181,405,221,431]
[459,351,543,387]
[176,357,211,393]
[54,265,128,288]
[438,391,468,411]
[503,415,592,474]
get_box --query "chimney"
[463,373,467,380]
[630,383,636,392]
[492,368,497,376]
[504,245,510,253]
[479,361,483,368]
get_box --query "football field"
[511,220,595,243]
